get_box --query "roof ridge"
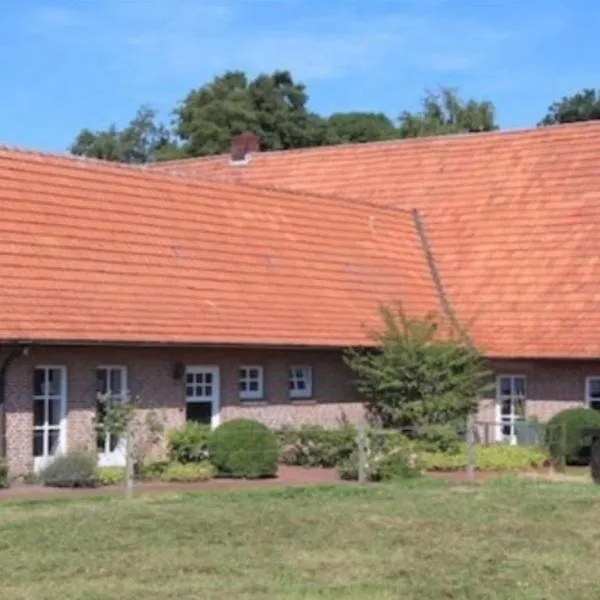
[152,120,600,166]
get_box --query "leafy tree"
[344,305,490,430]
[70,106,182,163]
[328,112,398,143]
[538,88,600,125]
[397,87,497,138]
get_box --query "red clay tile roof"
[153,122,600,359]
[0,147,445,347]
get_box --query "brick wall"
[2,347,599,476]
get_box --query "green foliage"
[421,444,548,471]
[96,467,125,486]
[327,112,398,143]
[397,87,497,138]
[539,88,600,126]
[416,424,463,453]
[135,460,170,481]
[0,458,8,489]
[344,306,491,430]
[38,452,98,488]
[159,461,216,483]
[546,407,600,466]
[278,425,356,467]
[209,419,279,479]
[168,422,212,463]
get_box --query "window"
[33,366,67,464]
[586,378,600,411]
[185,366,220,427]
[289,366,313,399]
[496,375,526,444]
[96,366,127,457]
[239,366,263,400]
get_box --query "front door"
[496,375,526,444]
[96,366,127,467]
[185,366,220,428]
[33,366,67,472]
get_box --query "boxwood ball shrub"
[546,407,600,465]
[38,452,98,488]
[168,422,212,463]
[209,419,279,478]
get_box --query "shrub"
[278,425,356,467]
[38,452,98,488]
[167,422,212,463]
[0,459,8,489]
[546,407,600,465]
[420,444,548,471]
[135,460,169,481]
[415,423,463,453]
[96,467,125,486]
[159,461,215,482]
[209,419,279,478]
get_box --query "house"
[1,120,599,475]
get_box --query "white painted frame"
[495,374,527,445]
[185,365,221,428]
[289,365,313,400]
[238,365,264,401]
[585,377,600,409]
[96,365,128,467]
[33,365,68,472]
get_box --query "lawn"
[1,478,600,599]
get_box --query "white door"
[33,366,67,472]
[496,375,526,444]
[96,366,127,467]
[185,366,220,428]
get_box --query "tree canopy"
[538,88,600,126]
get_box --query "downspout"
[0,346,29,458]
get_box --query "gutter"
[0,346,29,458]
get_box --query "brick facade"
[1,347,598,476]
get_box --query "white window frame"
[585,377,600,410]
[289,365,313,400]
[96,365,128,467]
[33,365,67,471]
[185,365,220,428]
[495,374,527,445]
[238,366,264,401]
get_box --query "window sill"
[289,398,317,405]
[239,400,268,406]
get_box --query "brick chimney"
[230,132,260,163]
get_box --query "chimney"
[230,132,260,163]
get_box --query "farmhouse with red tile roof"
[1,121,599,475]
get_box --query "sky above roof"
[1,0,597,153]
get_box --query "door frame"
[96,364,128,467]
[185,365,220,428]
[33,365,68,472]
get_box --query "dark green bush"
[278,425,356,467]
[159,461,215,482]
[167,422,212,463]
[0,459,8,489]
[546,407,600,465]
[38,452,98,488]
[338,446,421,482]
[96,467,125,486]
[135,460,169,481]
[209,419,279,479]
[415,423,462,453]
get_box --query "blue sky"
[1,0,597,152]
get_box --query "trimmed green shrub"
[38,452,98,488]
[135,460,169,481]
[0,458,8,489]
[209,419,279,478]
[421,444,548,471]
[159,461,215,482]
[167,422,212,463]
[278,425,356,467]
[416,424,462,453]
[546,407,600,466]
[338,446,421,481]
[96,467,125,486]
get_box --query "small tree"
[344,306,491,431]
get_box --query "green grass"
[1,479,600,599]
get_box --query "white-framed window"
[289,365,313,399]
[239,366,263,400]
[96,366,127,460]
[496,375,526,444]
[185,366,220,428]
[586,377,600,411]
[33,366,67,469]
